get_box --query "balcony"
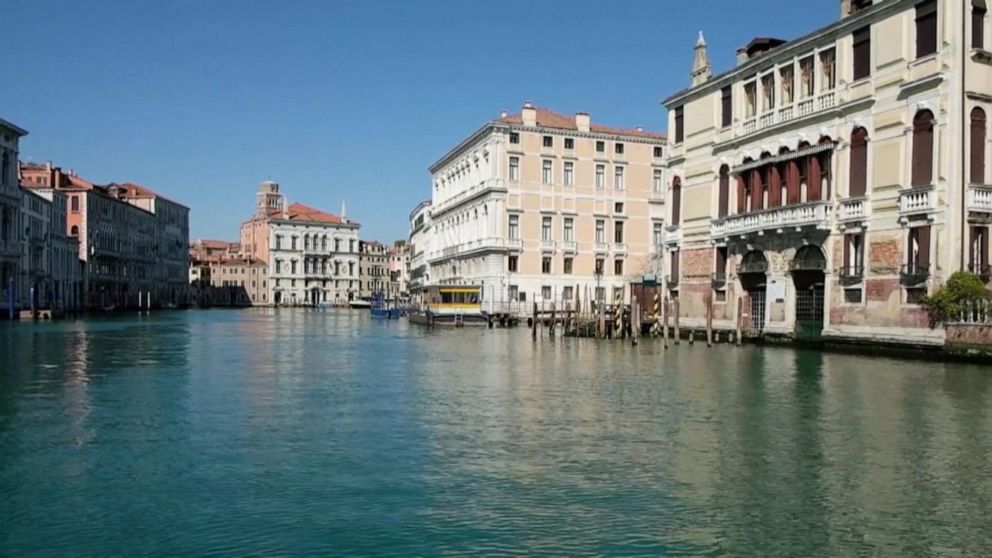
[664,224,682,243]
[561,240,577,253]
[714,201,830,239]
[837,266,864,287]
[506,238,522,251]
[738,93,837,139]
[967,184,992,215]
[899,186,936,219]
[900,263,930,287]
[613,243,627,254]
[738,260,768,274]
[540,240,556,252]
[594,242,608,254]
[837,196,867,223]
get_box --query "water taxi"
[409,285,488,327]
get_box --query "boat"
[409,285,488,327]
[369,292,402,319]
[349,298,371,309]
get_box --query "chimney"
[521,101,537,127]
[575,112,591,133]
[691,31,712,86]
[499,110,508,119]
[736,47,749,66]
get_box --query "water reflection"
[1,313,991,555]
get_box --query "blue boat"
[370,292,401,319]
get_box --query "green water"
[1,310,991,556]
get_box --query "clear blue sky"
[6,0,835,243]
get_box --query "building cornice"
[662,0,916,108]
[0,118,28,137]
[429,123,503,174]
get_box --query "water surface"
[2,310,991,556]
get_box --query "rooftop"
[496,107,665,140]
[268,202,358,226]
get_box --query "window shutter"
[718,168,730,218]
[751,169,763,210]
[916,0,938,58]
[983,226,990,268]
[853,27,871,80]
[769,164,782,206]
[808,154,822,201]
[971,108,987,185]
[788,160,801,204]
[737,175,747,213]
[674,106,685,143]
[918,225,931,269]
[850,128,868,196]
[672,249,680,281]
[843,235,851,272]
[973,4,986,50]
[912,111,934,187]
[721,87,732,128]
[671,179,682,225]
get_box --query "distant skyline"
[5,0,836,242]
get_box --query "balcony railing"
[790,256,827,272]
[837,265,864,287]
[818,92,836,110]
[506,238,522,250]
[739,92,837,138]
[711,273,727,290]
[561,240,577,253]
[665,224,682,243]
[540,240,556,252]
[613,243,627,254]
[900,263,930,287]
[594,242,608,253]
[967,184,992,213]
[715,201,830,238]
[778,106,794,123]
[798,98,815,116]
[738,260,768,274]
[837,196,867,222]
[899,186,935,216]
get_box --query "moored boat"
[411,285,488,327]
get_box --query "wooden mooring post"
[652,292,661,338]
[549,302,557,337]
[662,297,670,349]
[532,302,538,341]
[735,297,743,347]
[673,298,681,345]
[631,296,640,346]
[706,292,714,347]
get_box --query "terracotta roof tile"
[274,202,357,226]
[497,107,665,140]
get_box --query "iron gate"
[795,286,825,340]
[747,289,766,333]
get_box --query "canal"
[1,309,991,556]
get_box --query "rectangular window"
[542,286,552,300]
[564,257,573,274]
[595,165,605,188]
[542,216,552,241]
[908,225,931,274]
[614,259,624,276]
[721,85,733,127]
[542,257,552,274]
[715,290,727,303]
[508,214,519,239]
[970,226,989,274]
[780,64,795,105]
[820,48,836,90]
[844,288,863,304]
[291,261,297,274]
[615,143,625,154]
[744,80,757,117]
[563,286,573,301]
[564,217,574,241]
[761,73,775,111]
[614,221,624,244]
[800,56,815,98]
[275,235,283,250]
[653,146,663,158]
[564,161,574,186]
[916,0,938,58]
[291,237,298,250]
[543,135,553,148]
[653,169,663,192]
[614,166,625,189]
[509,285,519,300]
[595,258,604,275]
[542,160,552,184]
[510,132,520,144]
[508,255,518,272]
[596,140,605,152]
[653,223,663,248]
[70,196,79,212]
[715,246,728,279]
[565,137,575,149]
[509,156,519,181]
[853,26,871,80]
[674,106,684,143]
[595,220,605,243]
[975,3,987,49]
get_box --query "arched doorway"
[738,250,768,333]
[310,287,321,308]
[274,291,282,306]
[790,245,826,340]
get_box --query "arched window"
[70,225,79,236]
[912,110,935,187]
[850,128,869,197]
[718,165,730,218]
[972,107,987,185]
[671,177,682,226]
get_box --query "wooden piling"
[673,298,681,345]
[735,297,743,347]
[532,302,538,341]
[662,297,670,349]
[550,302,556,337]
[631,296,639,346]
[706,292,713,347]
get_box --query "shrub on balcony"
[920,271,991,327]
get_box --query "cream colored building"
[358,240,388,298]
[1,118,27,317]
[408,200,432,300]
[426,103,667,308]
[662,0,992,344]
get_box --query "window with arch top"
[850,127,869,197]
[912,110,935,187]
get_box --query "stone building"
[423,102,667,308]
[662,0,992,343]
[18,187,83,312]
[358,240,388,299]
[240,180,360,305]
[189,240,267,306]
[408,200,432,302]
[1,118,28,317]
[387,241,410,299]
